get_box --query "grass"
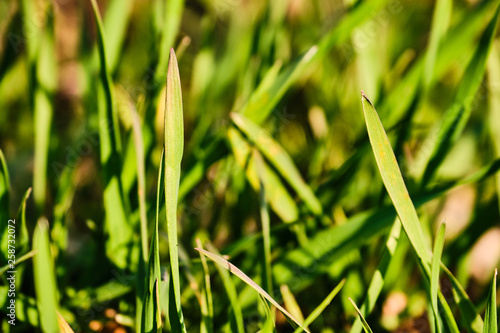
[0,0,500,332]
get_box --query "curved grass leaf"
[33,218,58,333]
[361,91,460,332]
[196,239,214,333]
[361,91,432,268]
[231,113,322,215]
[482,269,497,333]
[164,48,187,332]
[90,0,134,270]
[293,279,345,333]
[196,247,311,333]
[16,188,31,257]
[0,149,10,264]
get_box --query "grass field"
[1,0,500,332]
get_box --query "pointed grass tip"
[361,90,374,107]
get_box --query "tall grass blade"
[90,0,134,269]
[164,48,186,332]
[349,298,374,333]
[293,279,345,333]
[420,5,500,186]
[361,91,460,332]
[196,247,311,333]
[141,151,164,333]
[33,218,58,333]
[231,113,322,215]
[488,42,500,215]
[482,269,497,333]
[430,223,446,333]
[361,91,431,267]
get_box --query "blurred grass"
[0,0,500,332]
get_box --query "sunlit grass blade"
[52,167,75,255]
[33,218,58,333]
[196,239,214,333]
[350,220,402,333]
[90,0,134,270]
[349,298,374,333]
[57,311,75,333]
[228,127,299,222]
[293,279,345,333]
[361,91,431,268]
[441,264,483,333]
[196,247,311,333]
[430,223,446,333]
[141,150,163,333]
[231,113,322,215]
[361,91,460,332]
[482,269,497,333]
[420,5,500,186]
[164,48,186,332]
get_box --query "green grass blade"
[350,220,402,333]
[155,0,185,85]
[441,264,483,333]
[293,279,345,333]
[90,0,134,270]
[421,5,500,185]
[164,48,186,332]
[431,223,446,333]
[102,0,134,72]
[482,269,497,333]
[361,91,432,268]
[423,0,452,90]
[196,247,311,333]
[231,113,322,215]
[349,298,374,333]
[141,150,164,333]
[33,218,58,333]
[227,127,299,222]
[362,91,460,333]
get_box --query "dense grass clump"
[1,0,500,332]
